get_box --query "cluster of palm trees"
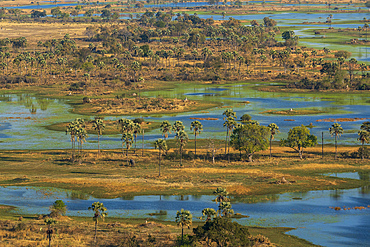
[176,187,233,244]
[66,118,88,161]
[117,118,142,164]
[157,119,202,169]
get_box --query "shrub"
[50,200,67,218]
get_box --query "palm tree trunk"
[270,136,272,158]
[180,145,183,166]
[94,221,97,245]
[335,135,337,159]
[181,227,184,244]
[98,134,100,155]
[142,129,144,157]
[194,134,197,156]
[159,151,161,176]
[225,129,228,155]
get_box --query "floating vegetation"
[148,210,167,216]
[330,206,369,211]
[189,117,218,121]
[316,117,370,122]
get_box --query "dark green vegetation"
[0,1,369,246]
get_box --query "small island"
[260,109,327,115]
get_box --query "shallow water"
[0,84,369,149]
[0,186,369,247]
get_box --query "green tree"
[175,130,188,166]
[160,120,172,140]
[154,138,167,176]
[358,130,369,160]
[88,202,107,245]
[213,187,229,217]
[230,124,269,162]
[172,120,185,133]
[280,125,318,159]
[192,217,251,247]
[268,123,280,158]
[132,122,142,150]
[190,120,203,156]
[329,123,344,159]
[92,117,105,156]
[240,114,252,123]
[220,202,234,217]
[49,200,67,218]
[359,121,370,160]
[175,209,192,245]
[122,132,134,165]
[201,208,217,222]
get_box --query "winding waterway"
[0,182,369,247]
[0,83,369,150]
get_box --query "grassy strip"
[0,147,368,199]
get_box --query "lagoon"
[1,185,369,247]
[0,83,369,150]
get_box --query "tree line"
[66,109,370,175]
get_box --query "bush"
[50,200,67,218]
[192,217,251,246]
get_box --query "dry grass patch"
[177,167,263,175]
[279,163,355,170]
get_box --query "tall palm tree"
[223,116,236,160]
[175,209,192,245]
[160,120,172,140]
[92,117,105,156]
[44,218,57,247]
[223,109,236,156]
[88,202,107,245]
[201,208,216,222]
[175,130,188,166]
[122,132,133,165]
[358,130,369,160]
[154,138,167,176]
[329,123,344,159]
[220,202,234,217]
[172,120,185,133]
[132,122,142,151]
[190,120,203,156]
[213,187,229,217]
[268,123,280,158]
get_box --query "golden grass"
[177,167,263,175]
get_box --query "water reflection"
[66,191,90,200]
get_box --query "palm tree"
[154,139,167,176]
[358,130,369,160]
[88,202,107,245]
[213,187,229,217]
[201,208,216,222]
[223,116,236,161]
[172,120,185,133]
[44,218,57,247]
[223,109,236,156]
[92,117,105,156]
[268,123,280,158]
[160,120,172,140]
[175,130,188,166]
[220,202,234,217]
[329,123,344,159]
[132,123,142,151]
[190,120,203,156]
[122,132,133,165]
[175,209,192,245]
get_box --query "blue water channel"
[0,82,369,150]
[0,184,369,247]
